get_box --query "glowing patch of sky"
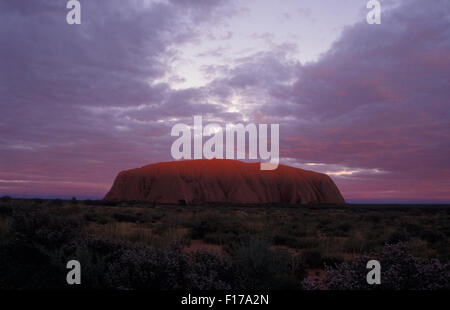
[163,0,366,89]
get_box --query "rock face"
[104,159,345,205]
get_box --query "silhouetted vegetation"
[0,199,448,289]
[304,243,449,290]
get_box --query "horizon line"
[2,194,450,205]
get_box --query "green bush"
[231,236,306,289]
[83,213,109,225]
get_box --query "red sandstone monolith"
[104,159,345,205]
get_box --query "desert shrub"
[0,204,12,216]
[112,212,139,223]
[204,231,237,245]
[273,230,316,248]
[324,243,450,290]
[72,237,130,288]
[387,228,410,244]
[32,198,44,204]
[75,238,235,289]
[343,237,371,254]
[278,221,307,238]
[10,207,80,251]
[403,223,422,236]
[105,242,189,289]
[0,218,9,238]
[273,233,297,247]
[322,255,345,267]
[151,222,173,237]
[72,237,172,289]
[231,236,306,289]
[85,200,118,206]
[134,212,151,224]
[431,240,450,261]
[187,250,234,289]
[0,207,80,289]
[321,222,352,237]
[188,212,247,241]
[420,230,445,244]
[0,202,448,290]
[317,219,332,229]
[0,240,66,288]
[294,238,320,249]
[338,223,352,233]
[52,199,64,206]
[366,214,381,223]
[0,196,11,203]
[83,213,109,224]
[190,219,215,239]
[301,277,322,290]
[301,250,324,268]
[443,226,450,237]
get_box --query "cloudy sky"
[0,0,449,202]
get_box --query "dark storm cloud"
[0,0,235,197]
[211,0,450,201]
[0,0,449,201]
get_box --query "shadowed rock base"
[104,159,345,205]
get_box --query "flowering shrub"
[1,204,448,290]
[63,237,235,289]
[231,236,306,289]
[323,243,450,290]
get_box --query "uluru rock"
[104,159,345,205]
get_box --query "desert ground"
[0,197,448,289]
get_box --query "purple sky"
[0,0,449,202]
